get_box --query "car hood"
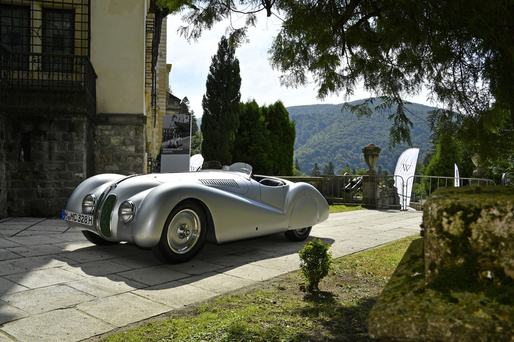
[110,170,251,198]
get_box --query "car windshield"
[200,161,253,176]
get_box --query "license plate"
[62,210,94,226]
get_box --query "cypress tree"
[264,101,295,176]
[294,158,301,172]
[232,100,273,175]
[310,163,321,177]
[201,36,241,165]
[323,162,335,175]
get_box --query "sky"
[166,14,432,118]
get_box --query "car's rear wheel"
[285,227,312,242]
[152,201,207,264]
[82,230,119,245]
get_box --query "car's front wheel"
[285,227,312,242]
[152,201,207,264]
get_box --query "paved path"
[0,210,422,342]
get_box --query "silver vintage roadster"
[63,162,329,263]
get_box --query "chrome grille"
[100,195,116,237]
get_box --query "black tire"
[152,201,207,264]
[82,230,119,246]
[285,227,312,242]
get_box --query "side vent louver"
[199,179,240,189]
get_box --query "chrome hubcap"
[166,209,201,254]
[177,224,191,239]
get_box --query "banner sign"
[161,114,192,173]
[454,163,460,187]
[161,114,191,155]
[394,148,420,210]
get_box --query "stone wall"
[0,115,6,218]
[0,112,147,218]
[4,114,95,218]
[94,114,146,175]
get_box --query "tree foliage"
[201,36,241,165]
[294,158,301,172]
[264,101,295,176]
[231,100,273,174]
[232,100,295,175]
[179,97,199,136]
[323,162,335,175]
[159,0,514,165]
[310,163,321,177]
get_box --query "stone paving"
[0,210,422,342]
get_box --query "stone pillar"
[362,143,381,208]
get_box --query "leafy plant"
[298,238,333,292]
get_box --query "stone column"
[362,143,381,208]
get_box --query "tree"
[179,97,202,155]
[264,101,296,176]
[179,97,199,136]
[323,162,335,175]
[231,100,273,174]
[310,163,321,177]
[160,0,514,165]
[341,164,352,175]
[200,35,241,165]
[294,158,301,172]
[179,96,191,114]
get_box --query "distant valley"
[287,99,434,175]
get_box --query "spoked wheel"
[285,227,312,242]
[152,201,207,264]
[82,230,119,246]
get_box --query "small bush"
[299,238,333,292]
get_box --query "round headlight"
[82,194,96,214]
[119,201,135,224]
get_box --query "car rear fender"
[285,182,330,229]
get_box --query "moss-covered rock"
[424,186,514,290]
[369,186,514,342]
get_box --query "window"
[43,8,74,72]
[0,5,30,69]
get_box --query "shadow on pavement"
[0,216,334,327]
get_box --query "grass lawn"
[329,205,363,213]
[99,228,418,342]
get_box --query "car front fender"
[130,183,211,248]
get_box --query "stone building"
[0,0,172,218]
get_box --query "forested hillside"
[287,99,434,175]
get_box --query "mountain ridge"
[286,99,433,175]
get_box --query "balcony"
[0,43,96,120]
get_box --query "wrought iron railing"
[280,174,496,211]
[0,44,97,120]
